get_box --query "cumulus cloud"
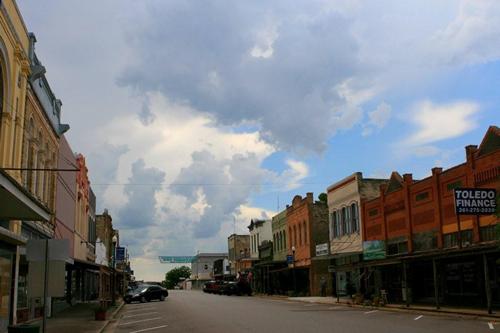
[406,100,479,145]
[362,102,392,136]
[117,159,166,229]
[432,0,500,66]
[117,1,366,152]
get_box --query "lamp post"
[292,246,296,295]
[111,235,117,306]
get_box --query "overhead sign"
[116,246,126,261]
[454,188,497,215]
[315,243,329,256]
[363,240,386,260]
[159,256,194,263]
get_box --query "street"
[107,290,494,333]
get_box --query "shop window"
[480,225,499,242]
[443,230,474,248]
[387,241,408,256]
[412,231,438,252]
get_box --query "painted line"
[328,306,340,310]
[414,315,423,321]
[488,322,494,330]
[130,325,169,333]
[119,317,162,326]
[124,306,158,312]
[364,310,379,314]
[304,304,317,307]
[123,312,159,319]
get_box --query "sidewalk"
[25,301,124,333]
[258,294,499,321]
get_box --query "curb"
[98,301,125,333]
[257,295,498,322]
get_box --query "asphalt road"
[107,290,495,333]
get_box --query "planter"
[95,310,107,321]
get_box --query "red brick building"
[286,193,329,296]
[361,126,499,310]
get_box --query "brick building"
[361,126,499,310]
[286,193,329,296]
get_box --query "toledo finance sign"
[454,188,497,215]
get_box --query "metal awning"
[0,169,51,221]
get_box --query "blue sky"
[17,0,500,280]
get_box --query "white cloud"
[432,0,500,66]
[362,101,392,136]
[406,100,479,145]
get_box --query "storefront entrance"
[0,244,14,333]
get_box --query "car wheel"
[140,296,146,303]
[160,295,165,301]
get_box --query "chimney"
[306,192,313,203]
[465,145,478,168]
[431,167,442,176]
[403,173,413,184]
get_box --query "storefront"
[0,169,51,330]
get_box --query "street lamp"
[291,246,296,295]
[111,234,117,306]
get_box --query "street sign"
[116,247,125,261]
[454,188,497,215]
[315,243,329,256]
[286,255,294,265]
[159,256,194,263]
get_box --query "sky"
[18,0,500,281]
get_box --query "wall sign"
[315,243,329,256]
[454,188,497,215]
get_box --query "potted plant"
[94,304,107,321]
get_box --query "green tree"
[318,193,327,204]
[164,266,191,289]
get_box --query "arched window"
[288,228,292,249]
[283,230,286,250]
[351,203,359,233]
[341,207,348,236]
[293,226,297,247]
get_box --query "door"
[0,247,14,332]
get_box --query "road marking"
[488,322,494,330]
[304,304,317,307]
[414,315,423,321]
[328,306,340,310]
[119,317,162,326]
[130,325,169,333]
[125,306,157,312]
[123,312,159,319]
[364,310,378,314]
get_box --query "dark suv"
[124,285,169,303]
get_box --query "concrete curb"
[98,301,125,333]
[255,294,498,322]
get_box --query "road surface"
[106,290,495,333]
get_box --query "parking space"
[113,301,169,333]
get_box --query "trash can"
[8,324,40,333]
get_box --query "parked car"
[203,281,216,293]
[124,284,169,303]
[221,281,252,296]
[203,280,226,294]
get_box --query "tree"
[318,193,327,204]
[164,266,191,289]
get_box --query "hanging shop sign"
[363,240,386,260]
[315,243,329,256]
[454,188,497,215]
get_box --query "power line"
[89,182,331,187]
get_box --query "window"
[293,226,297,247]
[345,207,352,234]
[331,211,337,238]
[415,191,429,202]
[480,225,498,242]
[446,180,463,192]
[351,203,359,233]
[443,230,474,248]
[283,230,286,250]
[336,211,341,238]
[387,241,408,256]
[341,207,348,236]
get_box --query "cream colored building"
[326,172,387,295]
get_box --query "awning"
[0,169,51,221]
[0,225,27,245]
